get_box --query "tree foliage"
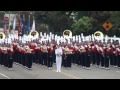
[71,16,94,35]
[0,11,120,36]
[34,11,73,35]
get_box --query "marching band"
[0,31,120,72]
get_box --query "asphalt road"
[0,63,120,79]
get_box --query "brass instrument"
[24,46,32,53]
[0,32,6,40]
[41,46,48,53]
[28,31,39,39]
[64,47,73,54]
[63,30,72,38]
[80,46,86,53]
[94,31,104,40]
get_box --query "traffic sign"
[103,21,113,31]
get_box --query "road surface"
[0,63,120,79]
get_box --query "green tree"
[71,16,94,35]
[108,11,120,37]
[75,11,89,20]
[34,11,73,35]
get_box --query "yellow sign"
[103,21,112,31]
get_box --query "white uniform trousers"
[56,56,62,72]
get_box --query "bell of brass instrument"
[94,31,104,40]
[0,32,6,40]
[63,30,72,39]
[28,31,39,39]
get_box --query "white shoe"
[24,66,27,69]
[95,65,99,68]
[114,66,118,68]
[25,66,32,70]
[8,68,13,71]
[59,71,61,72]
[85,67,91,70]
[82,66,85,69]
[14,62,18,65]
[105,68,110,70]
[28,68,32,70]
[99,66,104,69]
[48,67,52,70]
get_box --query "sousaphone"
[0,32,6,40]
[63,30,72,38]
[94,31,104,40]
[29,31,39,39]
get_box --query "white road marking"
[0,73,11,79]
[52,70,82,79]
[116,71,120,73]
